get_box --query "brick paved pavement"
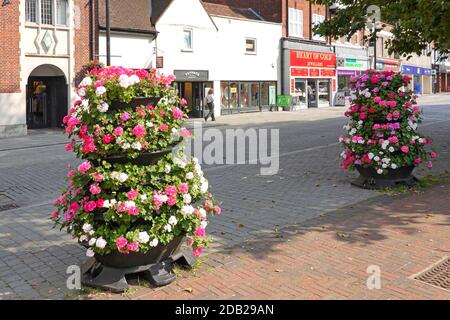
[0,95,449,299]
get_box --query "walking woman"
[204,89,215,122]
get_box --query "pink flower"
[121,112,130,122]
[181,128,192,138]
[172,107,184,119]
[359,112,367,120]
[67,116,80,127]
[373,96,382,104]
[401,146,409,153]
[93,173,103,182]
[192,246,203,257]
[214,206,222,215]
[164,185,177,197]
[194,227,206,237]
[371,75,379,84]
[167,196,177,206]
[426,161,433,168]
[113,127,124,136]
[127,242,139,252]
[67,169,77,178]
[127,206,140,216]
[127,189,138,200]
[96,198,105,208]
[116,237,128,249]
[414,157,422,164]
[83,201,97,212]
[64,143,73,151]
[159,123,169,132]
[180,98,188,106]
[132,125,146,138]
[51,211,59,219]
[431,151,437,158]
[178,183,189,194]
[78,161,91,174]
[102,134,115,144]
[89,184,101,195]
[388,93,395,99]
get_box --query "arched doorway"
[26,64,68,129]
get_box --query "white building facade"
[154,0,281,118]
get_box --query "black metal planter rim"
[80,235,196,292]
[109,96,161,111]
[351,165,418,190]
[101,142,180,165]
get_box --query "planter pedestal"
[80,237,196,293]
[352,165,418,190]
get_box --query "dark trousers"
[205,102,215,121]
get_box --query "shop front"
[335,57,368,105]
[289,50,337,108]
[376,58,400,72]
[401,65,433,94]
[220,81,277,115]
[174,70,212,118]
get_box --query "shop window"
[183,29,193,51]
[250,82,260,107]
[318,80,330,104]
[221,81,230,109]
[229,82,238,109]
[246,38,257,54]
[288,8,303,38]
[240,82,250,108]
[25,0,37,23]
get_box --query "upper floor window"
[312,14,325,41]
[246,38,257,54]
[183,28,193,51]
[288,8,303,38]
[25,0,68,26]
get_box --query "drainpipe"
[89,0,94,61]
[309,1,312,40]
[105,0,111,66]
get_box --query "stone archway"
[26,64,68,129]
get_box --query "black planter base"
[81,250,196,293]
[351,165,418,190]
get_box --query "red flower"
[102,134,115,144]
[132,125,146,138]
[83,201,97,212]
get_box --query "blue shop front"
[401,65,433,94]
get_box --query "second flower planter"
[352,165,417,189]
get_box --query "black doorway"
[26,76,68,129]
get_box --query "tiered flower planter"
[52,67,221,292]
[340,70,436,190]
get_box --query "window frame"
[182,28,194,52]
[25,0,69,27]
[245,38,257,55]
[312,14,326,41]
[288,8,303,38]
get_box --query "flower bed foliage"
[52,67,220,258]
[340,70,437,174]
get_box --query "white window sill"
[245,51,257,55]
[181,49,193,53]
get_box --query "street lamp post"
[372,18,377,70]
[106,0,111,66]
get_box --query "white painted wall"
[99,32,155,69]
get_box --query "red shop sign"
[309,68,320,77]
[291,68,309,77]
[290,50,336,68]
[320,69,336,77]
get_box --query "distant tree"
[310,0,450,59]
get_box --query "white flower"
[80,77,93,87]
[418,138,425,144]
[95,86,106,96]
[183,193,192,204]
[81,99,89,111]
[168,216,178,225]
[129,74,140,85]
[199,208,207,219]
[388,147,395,152]
[110,199,117,206]
[122,142,131,150]
[131,142,142,151]
[382,163,388,168]
[165,165,171,174]
[200,181,209,194]
[82,223,93,233]
[119,74,130,88]
[97,102,109,113]
[89,237,97,246]
[124,200,136,208]
[201,221,208,229]
[118,172,129,183]
[138,231,150,244]
[96,237,107,249]
[160,194,169,203]
[368,153,374,160]
[78,88,86,97]
[181,205,195,217]
[79,235,88,242]
[140,194,148,201]
[146,121,154,128]
[377,169,384,174]
[374,156,380,162]
[186,172,194,180]
[391,163,398,169]
[364,91,371,98]
[89,230,95,235]
[86,248,95,257]
[164,224,172,232]
[150,238,159,247]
